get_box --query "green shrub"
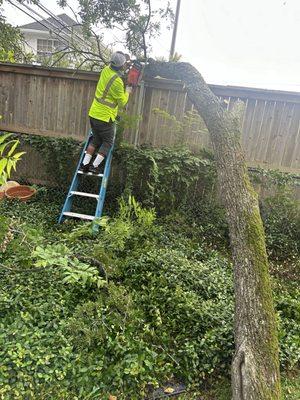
[261,188,300,260]
[120,248,235,383]
[115,144,216,212]
[0,266,76,399]
[276,280,300,368]
[66,283,170,399]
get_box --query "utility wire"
[7,0,72,48]
[35,2,89,50]
[9,0,91,54]
[8,0,108,66]
[17,1,77,46]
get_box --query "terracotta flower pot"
[5,185,36,202]
[0,191,5,201]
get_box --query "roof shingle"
[19,13,78,31]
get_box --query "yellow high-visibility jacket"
[89,65,129,122]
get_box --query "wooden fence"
[1,62,300,174]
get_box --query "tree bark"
[145,62,281,399]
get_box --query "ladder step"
[77,170,103,177]
[63,212,95,221]
[70,191,99,199]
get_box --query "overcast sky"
[2,0,300,91]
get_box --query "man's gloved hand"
[125,86,133,94]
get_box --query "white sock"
[93,154,104,168]
[82,153,92,165]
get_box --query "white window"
[37,39,60,57]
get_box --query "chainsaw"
[125,59,145,90]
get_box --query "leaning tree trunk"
[145,62,281,399]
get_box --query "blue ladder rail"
[58,125,116,232]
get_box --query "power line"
[34,0,109,59]
[8,0,107,65]
[35,2,89,50]
[9,0,94,54]
[7,0,72,49]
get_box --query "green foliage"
[94,195,157,260]
[65,0,174,57]
[118,194,156,227]
[0,214,8,238]
[0,132,25,185]
[0,263,76,399]
[276,280,300,368]
[282,374,300,400]
[251,167,295,187]
[13,131,216,212]
[11,131,300,262]
[261,187,300,260]
[0,186,64,229]
[32,243,106,289]
[1,126,300,398]
[116,144,216,212]
[0,16,26,62]
[0,48,15,62]
[19,134,81,186]
[66,283,166,398]
[0,187,299,398]
[120,247,235,383]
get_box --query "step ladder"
[58,126,116,232]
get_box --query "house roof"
[19,13,78,31]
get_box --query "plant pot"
[0,191,5,201]
[5,185,36,202]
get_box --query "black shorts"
[89,117,114,156]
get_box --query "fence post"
[134,81,145,148]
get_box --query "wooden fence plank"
[281,104,300,168]
[275,102,295,168]
[248,100,267,162]
[157,89,171,146]
[289,117,300,169]
[139,86,153,144]
[264,101,285,166]
[242,99,257,151]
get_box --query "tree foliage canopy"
[0,2,26,62]
[59,0,174,57]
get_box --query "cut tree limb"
[145,62,281,400]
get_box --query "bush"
[0,266,76,399]
[66,283,169,399]
[276,280,300,368]
[120,247,235,383]
[261,188,300,260]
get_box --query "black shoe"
[88,165,101,175]
[79,163,90,173]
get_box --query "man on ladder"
[80,51,132,174]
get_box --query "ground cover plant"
[0,146,299,399]
[0,137,300,400]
